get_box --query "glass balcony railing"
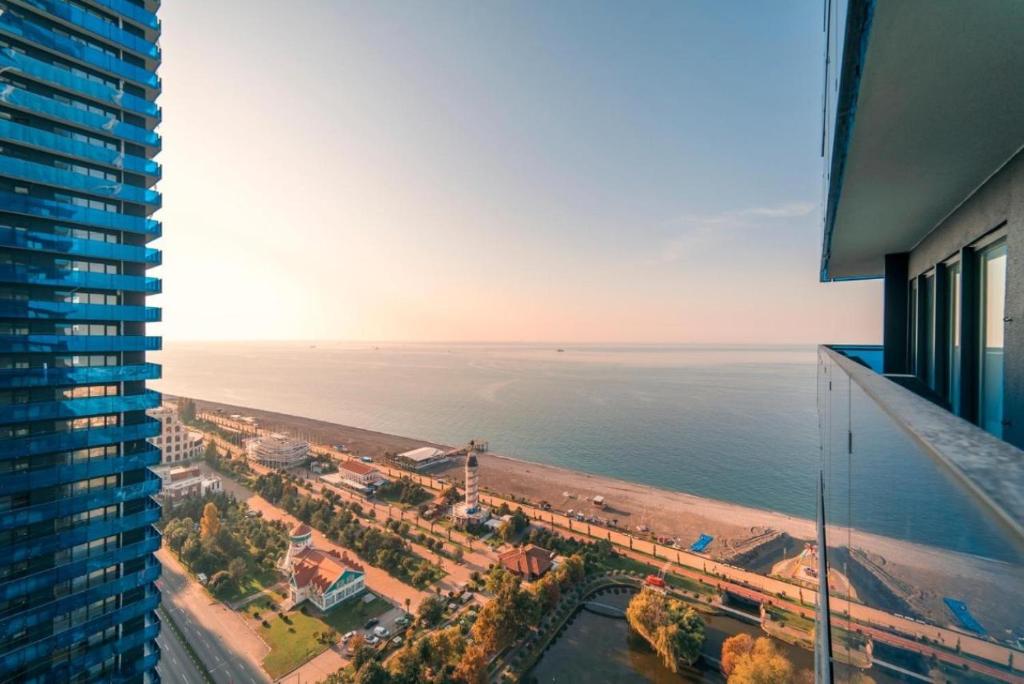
[0,590,160,673]
[0,446,161,495]
[46,614,161,684]
[0,560,160,639]
[0,10,160,89]
[0,529,160,602]
[0,299,160,322]
[114,642,161,681]
[0,156,161,206]
[0,226,160,265]
[0,119,161,179]
[0,334,161,353]
[0,363,161,390]
[0,85,160,148]
[0,388,161,425]
[0,47,160,119]
[91,0,160,31]
[18,0,161,60]
[816,345,1024,683]
[4,502,160,562]
[0,419,160,460]
[0,469,161,529]
[0,190,161,236]
[0,265,161,293]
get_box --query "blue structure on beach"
[0,0,163,680]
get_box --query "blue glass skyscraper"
[0,0,162,681]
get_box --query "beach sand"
[182,396,1024,633]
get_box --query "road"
[156,620,208,684]
[156,549,271,684]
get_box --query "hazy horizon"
[153,0,882,344]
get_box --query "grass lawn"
[599,554,716,596]
[212,566,281,604]
[249,591,392,679]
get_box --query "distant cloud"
[655,201,816,263]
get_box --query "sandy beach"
[180,396,1024,633]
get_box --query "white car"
[342,631,356,642]
[373,625,389,638]
[365,635,380,645]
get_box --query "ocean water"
[153,341,1015,560]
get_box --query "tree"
[453,643,488,684]
[726,637,794,684]
[228,557,247,583]
[178,398,196,422]
[200,502,221,544]
[626,588,705,673]
[181,536,202,567]
[417,595,446,627]
[721,633,754,676]
[353,659,388,684]
[204,441,219,463]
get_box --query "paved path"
[156,549,271,684]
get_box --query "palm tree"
[404,597,411,616]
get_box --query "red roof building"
[498,544,553,580]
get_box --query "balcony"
[0,47,160,119]
[815,345,1024,682]
[4,502,160,562]
[0,559,160,639]
[0,156,161,206]
[0,118,161,179]
[0,190,161,236]
[17,0,161,60]
[46,613,161,683]
[114,641,161,681]
[0,299,161,322]
[0,589,160,673]
[90,0,160,31]
[0,264,161,292]
[0,469,161,530]
[0,528,160,601]
[0,445,161,495]
[0,9,160,90]
[0,363,161,390]
[0,226,160,265]
[0,334,161,353]
[0,85,161,148]
[0,388,161,425]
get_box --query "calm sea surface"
[153,342,1014,560]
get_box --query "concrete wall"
[905,150,1024,448]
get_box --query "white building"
[151,465,222,506]
[246,433,309,469]
[338,460,385,487]
[281,523,366,611]
[396,446,449,470]
[148,405,204,464]
[452,454,490,528]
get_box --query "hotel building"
[0,0,163,680]
[245,433,309,470]
[146,404,201,464]
[818,2,1024,681]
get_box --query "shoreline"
[176,395,1024,632]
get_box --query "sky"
[153,0,881,343]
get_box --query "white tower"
[465,454,479,513]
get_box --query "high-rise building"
[818,2,1024,681]
[0,0,163,681]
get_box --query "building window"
[978,240,1007,437]
[909,278,919,374]
[922,273,935,388]
[947,261,961,413]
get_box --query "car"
[364,617,379,629]
[447,602,457,612]
[365,635,380,645]
[373,625,390,638]
[395,616,410,627]
[360,456,373,463]
[460,592,474,604]
[196,573,208,585]
[391,636,403,647]
[342,631,356,642]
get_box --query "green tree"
[726,636,794,684]
[200,502,221,545]
[626,588,705,673]
[353,659,388,684]
[228,557,247,583]
[417,595,446,627]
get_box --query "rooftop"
[291,547,363,593]
[340,460,377,476]
[398,446,446,462]
[498,544,553,577]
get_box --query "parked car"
[365,635,380,645]
[373,625,390,638]
[196,573,208,585]
[364,617,379,629]
[342,631,356,642]
[391,636,403,647]
[395,615,410,627]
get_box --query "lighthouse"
[465,453,479,513]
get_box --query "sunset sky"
[153,0,881,343]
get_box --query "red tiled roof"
[290,522,311,537]
[498,544,553,578]
[291,547,364,594]
[341,460,376,476]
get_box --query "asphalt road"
[156,555,271,684]
[156,623,208,684]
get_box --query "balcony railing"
[0,264,161,292]
[3,501,160,562]
[0,527,160,601]
[0,190,161,235]
[0,47,160,119]
[0,299,161,322]
[0,334,161,353]
[816,345,1024,682]
[0,118,161,178]
[0,469,161,529]
[0,156,161,206]
[46,613,161,683]
[90,0,160,31]
[0,9,160,89]
[0,226,160,264]
[17,0,161,59]
[0,445,161,495]
[0,362,161,390]
[0,388,161,425]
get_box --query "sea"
[153,341,1016,561]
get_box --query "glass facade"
[0,0,162,681]
[978,241,1006,438]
